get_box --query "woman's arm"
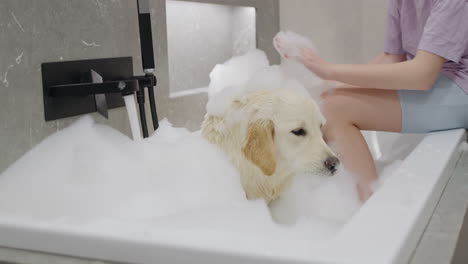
[328,53,407,88]
[367,53,406,64]
[299,49,445,91]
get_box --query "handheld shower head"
[136,0,159,131]
[137,0,155,73]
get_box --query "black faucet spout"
[49,79,139,97]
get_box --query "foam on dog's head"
[208,49,269,98]
[206,49,317,117]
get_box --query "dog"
[201,88,339,203]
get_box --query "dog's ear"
[242,119,276,176]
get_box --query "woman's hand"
[297,48,334,80]
[274,37,334,80]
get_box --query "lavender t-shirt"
[385,0,468,94]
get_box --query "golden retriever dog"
[201,88,339,203]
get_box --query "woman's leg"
[320,87,402,200]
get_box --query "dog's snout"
[324,156,340,174]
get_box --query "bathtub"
[0,128,465,264]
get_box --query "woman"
[276,0,468,200]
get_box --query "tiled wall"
[280,0,387,63]
[0,0,279,174]
[0,0,138,174]
[361,0,387,61]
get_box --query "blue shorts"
[398,74,468,133]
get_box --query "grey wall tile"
[279,0,364,64]
[0,0,280,174]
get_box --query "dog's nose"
[324,156,340,174]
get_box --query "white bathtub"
[0,129,465,264]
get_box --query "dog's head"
[240,89,339,177]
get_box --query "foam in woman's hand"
[273,30,317,59]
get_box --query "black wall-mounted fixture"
[136,0,159,136]
[41,0,159,138]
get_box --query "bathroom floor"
[1,139,467,264]
[410,141,468,264]
[451,206,468,264]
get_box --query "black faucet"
[48,69,155,120]
[42,0,159,138]
[49,71,139,98]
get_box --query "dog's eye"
[291,128,307,136]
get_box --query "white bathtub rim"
[0,217,319,264]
